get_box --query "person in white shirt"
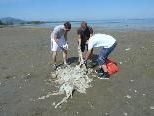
[50,22,71,70]
[84,33,117,79]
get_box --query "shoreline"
[1,25,154,32]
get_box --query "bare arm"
[53,35,59,43]
[64,31,67,41]
[78,35,81,47]
[85,49,92,61]
[53,35,65,51]
[89,26,93,37]
[90,33,93,37]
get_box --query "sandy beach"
[0,27,154,116]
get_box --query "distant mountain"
[0,17,49,25]
[0,17,26,25]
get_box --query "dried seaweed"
[52,65,93,108]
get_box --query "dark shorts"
[98,42,117,65]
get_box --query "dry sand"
[0,27,154,116]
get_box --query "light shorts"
[51,35,68,51]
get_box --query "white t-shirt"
[51,25,65,39]
[88,33,116,50]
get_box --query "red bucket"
[106,58,119,75]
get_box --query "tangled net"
[51,65,93,108]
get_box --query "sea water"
[21,19,154,30]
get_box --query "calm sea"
[22,19,154,30]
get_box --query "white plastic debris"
[52,102,56,106]
[52,65,93,108]
[51,73,57,78]
[142,94,146,96]
[105,112,109,116]
[125,48,131,51]
[134,90,137,93]
[123,112,128,116]
[27,73,31,76]
[119,62,123,64]
[124,95,131,99]
[150,106,154,110]
[130,80,135,82]
[38,92,52,100]
[38,96,46,100]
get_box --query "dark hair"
[64,21,71,29]
[81,21,87,28]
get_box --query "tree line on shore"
[0,17,47,25]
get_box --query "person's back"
[88,34,116,50]
[84,33,117,79]
[51,25,65,39]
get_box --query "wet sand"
[0,27,154,116]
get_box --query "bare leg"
[49,51,52,65]
[63,50,67,64]
[90,48,93,61]
[78,48,84,63]
[101,64,108,72]
[52,51,57,64]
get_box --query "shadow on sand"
[68,54,98,68]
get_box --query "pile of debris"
[51,65,93,108]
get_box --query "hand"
[62,43,68,50]
[84,60,87,65]
[54,38,59,43]
[80,60,87,68]
[86,40,89,44]
[81,60,87,65]
[58,45,65,51]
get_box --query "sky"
[0,0,154,21]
